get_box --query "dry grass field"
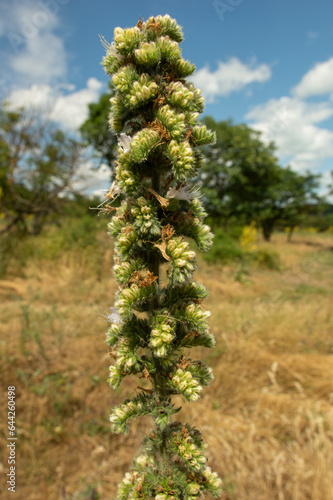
[1,226,333,500]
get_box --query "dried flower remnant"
[108,307,124,325]
[167,184,201,202]
[119,133,133,154]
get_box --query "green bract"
[102,14,222,500]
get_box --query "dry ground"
[1,230,333,500]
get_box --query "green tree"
[0,103,82,235]
[80,82,118,172]
[257,167,322,241]
[200,117,324,240]
[200,117,281,225]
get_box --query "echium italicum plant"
[101,14,222,500]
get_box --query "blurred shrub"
[301,226,318,235]
[0,215,109,276]
[252,248,281,271]
[0,235,13,279]
[203,229,243,264]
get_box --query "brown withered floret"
[146,118,171,141]
[178,356,190,370]
[135,475,144,494]
[98,203,117,215]
[136,16,144,30]
[166,72,177,83]
[182,330,201,341]
[146,18,162,34]
[130,270,158,288]
[109,349,117,359]
[117,209,131,221]
[143,365,150,379]
[161,223,175,240]
[123,225,134,235]
[185,127,193,140]
[153,95,166,109]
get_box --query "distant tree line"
[200,117,327,240]
[1,89,331,240]
[79,89,331,241]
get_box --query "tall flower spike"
[102,14,222,499]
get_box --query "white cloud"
[246,57,333,174]
[246,97,333,171]
[51,78,104,130]
[1,3,105,132]
[0,2,109,196]
[72,162,112,197]
[292,57,333,99]
[6,77,104,131]
[5,83,53,109]
[1,0,68,87]
[191,57,271,102]
[10,32,67,85]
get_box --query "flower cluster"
[115,225,137,259]
[114,163,140,194]
[173,431,207,471]
[203,467,223,493]
[112,66,139,94]
[131,197,161,237]
[110,393,181,435]
[166,236,196,284]
[113,257,146,285]
[149,312,175,357]
[169,367,203,401]
[156,105,186,140]
[175,302,211,333]
[107,200,130,236]
[116,471,144,500]
[108,338,143,388]
[190,124,217,146]
[102,14,222,500]
[115,280,158,317]
[133,36,182,67]
[128,75,159,108]
[110,399,144,433]
[113,26,142,53]
[166,139,194,181]
[166,81,203,112]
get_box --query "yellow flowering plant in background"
[239,221,257,253]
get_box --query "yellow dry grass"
[0,231,333,500]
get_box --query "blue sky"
[1,0,333,195]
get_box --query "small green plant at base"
[101,14,222,500]
[69,478,100,500]
[19,302,64,358]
